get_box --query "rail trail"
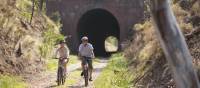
[25,59,108,88]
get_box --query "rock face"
[46,0,145,56]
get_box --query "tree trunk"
[39,0,44,13]
[30,0,35,24]
[150,0,200,88]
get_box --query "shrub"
[94,54,133,88]
[0,75,27,88]
[39,28,64,58]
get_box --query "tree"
[39,0,44,13]
[30,0,35,24]
[150,0,200,88]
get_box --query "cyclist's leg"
[57,60,62,82]
[63,59,68,75]
[82,57,89,77]
[81,57,85,76]
[87,58,93,80]
[82,57,88,70]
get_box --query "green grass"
[68,55,80,65]
[65,70,81,86]
[16,0,32,21]
[94,53,133,88]
[0,75,27,88]
[46,58,58,71]
[47,55,80,71]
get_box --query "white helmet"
[81,36,88,41]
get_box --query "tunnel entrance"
[77,9,120,57]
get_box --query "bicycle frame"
[82,57,90,87]
[58,59,66,69]
[57,58,67,86]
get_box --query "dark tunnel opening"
[77,9,120,57]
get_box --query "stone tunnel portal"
[77,9,120,57]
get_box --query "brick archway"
[46,0,145,56]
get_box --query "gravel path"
[69,59,108,88]
[25,62,81,88]
[25,59,108,88]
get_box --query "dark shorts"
[82,56,93,69]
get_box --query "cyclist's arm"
[91,50,95,59]
[78,44,82,57]
[89,44,95,58]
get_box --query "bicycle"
[57,58,67,86]
[82,56,92,87]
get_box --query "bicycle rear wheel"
[61,68,66,85]
[57,67,62,86]
[84,68,89,87]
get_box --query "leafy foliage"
[105,36,118,52]
[16,0,47,22]
[39,28,64,58]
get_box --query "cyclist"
[55,40,70,80]
[78,36,95,81]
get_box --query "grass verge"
[0,75,27,88]
[94,53,133,88]
[65,70,81,87]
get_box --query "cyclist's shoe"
[81,71,84,76]
[89,78,93,81]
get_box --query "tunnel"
[77,9,120,57]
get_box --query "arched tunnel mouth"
[77,9,120,57]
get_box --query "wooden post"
[150,0,200,88]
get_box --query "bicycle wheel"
[57,67,62,86]
[61,68,66,85]
[84,68,89,87]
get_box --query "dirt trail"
[69,60,108,88]
[25,59,108,88]
[25,62,81,88]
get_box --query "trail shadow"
[75,66,105,72]
[68,85,84,88]
[94,59,108,63]
[93,67,104,73]
[45,84,57,88]
[46,85,83,88]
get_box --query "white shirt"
[79,43,94,58]
[56,46,70,58]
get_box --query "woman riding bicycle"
[78,36,95,81]
[55,40,70,80]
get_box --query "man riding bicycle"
[55,40,70,80]
[78,36,95,81]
